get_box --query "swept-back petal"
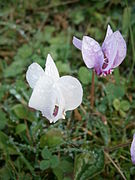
[45,54,59,82]
[111,31,126,68]
[104,24,113,42]
[102,31,118,72]
[82,36,104,69]
[57,76,83,111]
[28,75,55,121]
[102,31,126,71]
[131,134,135,164]
[73,36,82,50]
[26,63,44,89]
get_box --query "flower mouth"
[53,105,59,117]
[52,105,66,119]
[99,54,113,76]
[102,54,109,69]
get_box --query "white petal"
[57,76,83,111]
[28,75,55,121]
[26,63,44,89]
[29,75,65,123]
[42,84,66,123]
[45,54,59,82]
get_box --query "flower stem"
[90,70,95,109]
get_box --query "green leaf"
[40,128,63,148]
[40,160,50,170]
[56,61,71,74]
[17,172,32,180]
[50,155,59,168]
[78,67,90,85]
[53,167,63,180]
[119,109,126,118]
[0,110,8,130]
[120,100,130,112]
[0,131,17,154]
[4,44,33,78]
[18,151,35,176]
[41,147,52,159]
[98,104,107,113]
[60,160,73,173]
[15,44,33,59]
[95,119,110,146]
[70,10,85,25]
[106,84,125,104]
[12,104,36,122]
[34,25,55,43]
[113,99,120,111]
[0,85,8,101]
[0,131,8,150]
[53,159,73,180]
[74,148,104,180]
[114,68,120,84]
[16,124,26,134]
[122,7,131,39]
[0,166,11,180]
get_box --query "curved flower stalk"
[73,24,127,76]
[26,54,83,123]
[131,134,135,164]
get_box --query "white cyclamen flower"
[26,54,83,123]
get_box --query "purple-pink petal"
[73,36,82,50]
[102,30,126,72]
[111,31,127,68]
[103,24,113,42]
[72,24,126,76]
[82,36,104,70]
[131,134,135,164]
[102,31,118,72]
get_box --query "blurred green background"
[0,0,135,179]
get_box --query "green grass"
[0,0,135,179]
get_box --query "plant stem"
[90,70,95,109]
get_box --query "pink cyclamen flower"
[26,54,83,123]
[73,24,127,76]
[131,134,135,164]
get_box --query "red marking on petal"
[102,63,108,69]
[102,53,109,69]
[53,105,59,117]
[99,68,113,77]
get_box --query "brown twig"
[81,127,93,136]
[74,109,82,121]
[80,105,87,115]
[90,70,95,109]
[104,151,127,180]
[104,140,132,152]
[0,50,15,57]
